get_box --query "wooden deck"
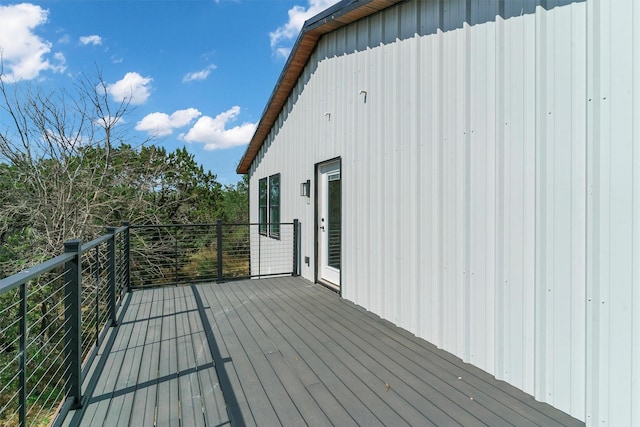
[63,277,584,426]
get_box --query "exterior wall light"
[300,180,311,197]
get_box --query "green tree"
[0,65,252,425]
[222,174,249,223]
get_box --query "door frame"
[314,157,342,295]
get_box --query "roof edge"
[236,0,405,174]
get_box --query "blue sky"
[0,0,340,185]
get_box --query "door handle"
[320,226,325,231]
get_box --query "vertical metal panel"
[415,0,442,345]
[586,0,640,425]
[633,3,640,425]
[439,0,465,360]
[468,0,499,377]
[534,1,587,419]
[498,0,538,397]
[247,0,640,424]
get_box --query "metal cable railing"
[0,220,300,425]
[0,225,129,427]
[129,220,300,288]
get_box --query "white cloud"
[182,64,217,83]
[107,72,153,105]
[79,35,102,46]
[269,0,340,58]
[135,108,202,137]
[0,3,66,81]
[180,106,256,150]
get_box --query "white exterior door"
[318,161,341,288]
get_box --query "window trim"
[258,177,268,236]
[257,173,281,239]
[268,173,280,239]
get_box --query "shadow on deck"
[63,277,583,427]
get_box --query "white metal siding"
[535,1,588,418]
[247,0,640,423]
[586,1,640,425]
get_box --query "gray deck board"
[199,288,256,426]
[230,283,354,426]
[308,286,581,427]
[248,280,445,425]
[226,283,332,426]
[175,286,201,427]
[229,282,373,426]
[330,287,575,426]
[79,290,143,427]
[185,288,229,426]
[103,287,152,426]
[218,283,322,426]
[276,282,522,426]
[208,282,295,426]
[156,286,180,427]
[129,288,164,426]
[237,279,414,427]
[63,277,584,427]
[262,286,442,423]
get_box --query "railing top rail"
[82,234,112,252]
[106,225,129,234]
[130,222,295,228]
[81,225,127,251]
[130,223,217,229]
[0,252,75,295]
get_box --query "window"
[269,174,280,238]
[258,178,268,235]
[257,173,280,238]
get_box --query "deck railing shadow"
[191,285,244,425]
[86,362,216,405]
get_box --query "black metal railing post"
[122,222,131,291]
[106,227,118,327]
[94,247,100,346]
[18,282,27,427]
[174,226,179,283]
[293,219,299,276]
[258,223,261,278]
[63,239,83,409]
[216,219,223,282]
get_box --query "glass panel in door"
[318,161,341,288]
[327,174,341,269]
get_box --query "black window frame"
[257,173,281,239]
[268,173,280,239]
[258,177,268,235]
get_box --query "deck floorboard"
[129,288,163,426]
[64,277,584,427]
[155,286,181,427]
[277,281,531,426]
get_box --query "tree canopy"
[0,68,247,276]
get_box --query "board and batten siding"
[247,0,640,424]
